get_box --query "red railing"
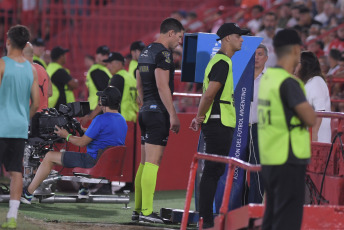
[181,153,261,230]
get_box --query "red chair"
[72,146,126,182]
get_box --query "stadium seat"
[72,146,126,181]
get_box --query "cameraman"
[22,86,128,203]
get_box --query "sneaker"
[139,212,165,224]
[78,186,89,199]
[20,189,32,204]
[131,211,139,221]
[1,217,17,229]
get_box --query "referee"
[133,18,184,224]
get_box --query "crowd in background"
[1,0,344,113]
[170,0,344,113]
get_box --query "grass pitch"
[0,190,197,230]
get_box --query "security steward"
[105,52,139,122]
[86,45,112,111]
[32,37,47,69]
[190,22,248,228]
[128,41,145,78]
[258,29,316,230]
[47,46,78,109]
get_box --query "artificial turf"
[0,190,197,229]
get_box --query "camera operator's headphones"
[96,86,121,107]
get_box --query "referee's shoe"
[139,212,165,224]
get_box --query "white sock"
[7,200,20,219]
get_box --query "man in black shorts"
[133,18,184,223]
[190,23,249,228]
[0,25,40,228]
[22,86,128,202]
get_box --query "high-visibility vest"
[86,64,112,110]
[203,53,236,128]
[116,69,139,122]
[33,55,47,69]
[128,59,138,78]
[47,62,75,108]
[258,67,311,165]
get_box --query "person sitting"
[21,86,128,203]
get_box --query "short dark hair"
[252,4,264,12]
[264,11,277,20]
[160,18,184,34]
[7,25,30,50]
[329,49,341,61]
[298,51,324,83]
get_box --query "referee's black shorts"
[0,138,26,173]
[138,111,170,146]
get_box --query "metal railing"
[181,152,261,230]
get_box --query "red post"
[181,155,199,230]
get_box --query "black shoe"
[203,222,214,229]
[139,212,165,224]
[132,211,139,221]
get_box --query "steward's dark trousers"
[261,163,306,230]
[199,119,234,226]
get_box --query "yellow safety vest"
[258,67,311,165]
[33,55,47,69]
[46,62,75,108]
[128,59,138,78]
[116,69,139,122]
[203,53,236,128]
[86,64,112,110]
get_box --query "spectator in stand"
[210,10,224,34]
[315,1,336,26]
[129,41,145,79]
[185,12,204,32]
[318,55,330,76]
[294,6,322,31]
[327,26,344,53]
[171,10,188,25]
[246,5,264,35]
[256,11,281,67]
[327,48,342,76]
[306,36,325,58]
[47,46,78,109]
[277,3,292,28]
[295,51,331,143]
[32,38,47,69]
[309,24,321,36]
[23,42,52,112]
[315,0,326,16]
[321,26,337,54]
[327,49,342,109]
[287,4,301,28]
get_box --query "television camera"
[23,102,90,188]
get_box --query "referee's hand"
[170,114,180,134]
